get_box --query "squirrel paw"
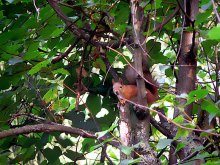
[117,100,126,109]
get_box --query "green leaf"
[64,150,85,161]
[119,144,141,156]
[201,40,218,57]
[188,89,209,99]
[5,44,22,54]
[203,160,220,165]
[24,51,40,60]
[144,0,162,10]
[39,25,57,39]
[53,98,69,112]
[28,59,50,75]
[140,1,150,7]
[114,1,129,32]
[43,88,58,103]
[108,148,119,160]
[56,137,73,148]
[201,100,219,115]
[175,128,190,139]
[64,111,98,132]
[194,151,214,160]
[66,98,76,112]
[156,139,172,149]
[175,142,186,152]
[51,28,64,37]
[93,58,106,73]
[196,9,212,25]
[42,146,62,163]
[0,151,9,164]
[86,94,101,115]
[187,89,209,104]
[173,115,184,124]
[146,39,167,64]
[120,158,141,165]
[12,146,36,164]
[207,26,220,40]
[81,139,96,153]
[90,142,104,151]
[52,68,70,75]
[120,145,133,155]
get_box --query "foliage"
[0,0,219,164]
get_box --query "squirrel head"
[112,78,123,96]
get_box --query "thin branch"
[122,97,220,137]
[100,144,107,163]
[176,0,193,23]
[154,6,180,32]
[100,50,119,81]
[51,40,79,64]
[211,0,220,23]
[33,0,40,21]
[150,116,173,139]
[215,45,220,102]
[47,0,133,49]
[107,46,174,95]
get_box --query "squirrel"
[112,62,158,106]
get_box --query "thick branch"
[150,116,173,139]
[0,124,119,147]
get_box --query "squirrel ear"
[119,78,123,84]
[112,79,115,84]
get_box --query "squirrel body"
[113,63,158,105]
[112,81,157,105]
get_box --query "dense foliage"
[0,0,219,164]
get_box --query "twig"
[107,46,176,96]
[211,0,220,23]
[150,116,173,138]
[51,40,79,64]
[120,96,220,137]
[33,0,40,21]
[176,0,193,23]
[100,50,119,81]
[214,45,220,101]
[154,6,179,32]
[100,144,107,163]
[47,0,133,49]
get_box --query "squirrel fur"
[112,63,158,105]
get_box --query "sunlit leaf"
[201,100,219,115]
[120,145,133,156]
[52,68,70,75]
[175,128,190,139]
[28,60,50,75]
[43,88,58,103]
[207,26,220,40]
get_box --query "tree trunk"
[129,0,159,164]
[170,0,201,164]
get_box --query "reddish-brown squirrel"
[112,63,158,105]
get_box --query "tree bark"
[129,0,159,164]
[171,0,201,164]
[119,104,132,160]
